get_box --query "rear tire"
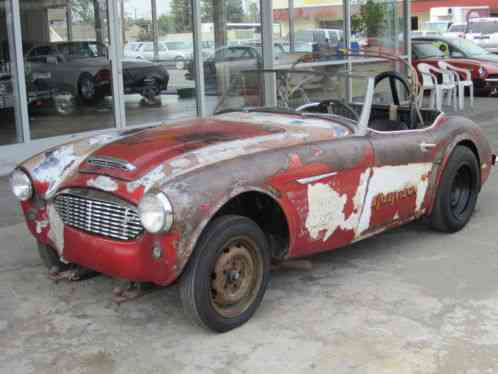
[431,146,480,233]
[179,215,270,332]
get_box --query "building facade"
[0,0,410,173]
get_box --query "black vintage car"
[26,41,169,104]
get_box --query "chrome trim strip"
[297,172,338,185]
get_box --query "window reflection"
[21,0,115,140]
[121,0,195,127]
[0,2,18,145]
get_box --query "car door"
[356,128,436,237]
[271,136,375,258]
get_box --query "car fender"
[427,125,492,215]
[162,183,288,276]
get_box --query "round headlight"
[138,193,174,234]
[479,66,487,78]
[10,169,33,201]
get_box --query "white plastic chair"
[438,61,474,110]
[416,63,457,111]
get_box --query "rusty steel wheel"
[179,215,270,332]
[210,238,263,318]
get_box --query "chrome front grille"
[86,156,136,172]
[54,189,143,241]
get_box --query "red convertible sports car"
[11,64,495,332]
[412,36,498,95]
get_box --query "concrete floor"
[0,99,497,373]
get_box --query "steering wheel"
[374,71,418,129]
[316,99,360,121]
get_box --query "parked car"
[126,41,192,69]
[26,41,169,104]
[444,22,467,38]
[466,18,498,53]
[294,28,344,53]
[418,20,452,36]
[0,68,73,115]
[185,45,262,89]
[11,62,495,332]
[412,36,498,94]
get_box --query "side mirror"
[45,56,58,64]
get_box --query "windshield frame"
[214,68,375,136]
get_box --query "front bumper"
[62,226,178,285]
[23,200,179,286]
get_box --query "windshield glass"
[469,20,498,34]
[449,24,466,32]
[413,43,446,58]
[58,42,107,58]
[164,41,191,50]
[452,38,491,55]
[422,22,449,32]
[214,69,373,124]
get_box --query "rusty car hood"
[21,111,351,200]
[78,112,352,182]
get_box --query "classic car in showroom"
[26,41,170,106]
[412,36,498,95]
[10,61,495,332]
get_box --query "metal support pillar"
[288,0,295,52]
[213,0,226,48]
[261,0,276,107]
[151,0,159,61]
[66,0,73,41]
[121,0,126,49]
[6,0,30,143]
[108,0,126,128]
[94,0,104,44]
[404,0,411,63]
[343,0,352,102]
[192,0,205,117]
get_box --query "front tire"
[431,146,480,233]
[179,215,271,332]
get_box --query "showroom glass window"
[0,1,19,145]
[200,0,262,115]
[121,0,196,127]
[20,0,115,140]
[273,0,346,67]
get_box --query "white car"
[127,41,193,69]
[466,18,498,53]
[444,23,466,39]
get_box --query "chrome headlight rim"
[10,168,33,202]
[138,192,174,234]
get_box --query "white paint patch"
[357,163,432,236]
[127,165,167,193]
[47,204,64,255]
[305,169,370,241]
[169,158,192,169]
[87,176,118,192]
[215,111,341,130]
[87,133,123,146]
[35,220,49,234]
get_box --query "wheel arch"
[177,187,291,276]
[427,136,481,215]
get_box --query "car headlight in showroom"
[10,169,33,201]
[138,192,174,234]
[479,66,487,78]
